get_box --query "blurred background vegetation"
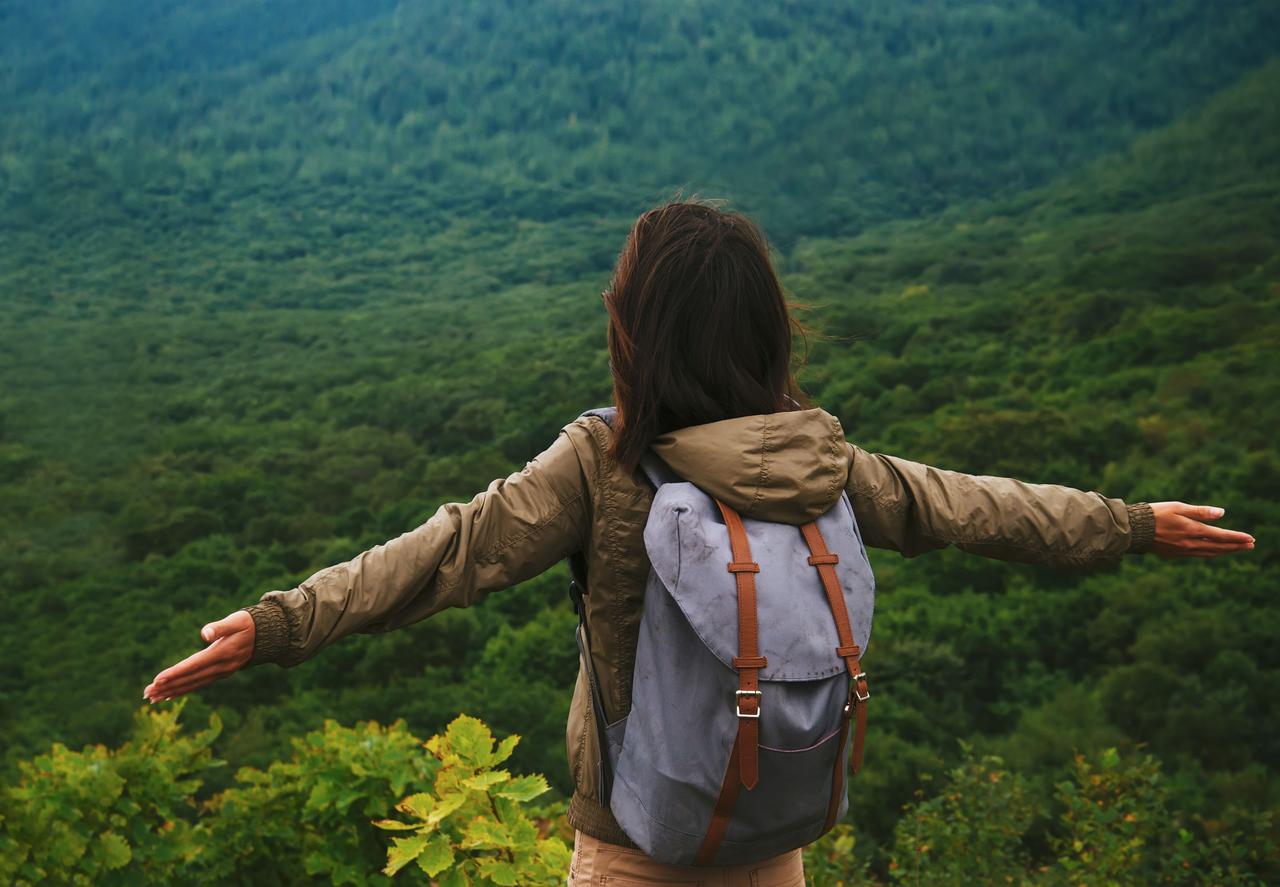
[1,0,1277,882]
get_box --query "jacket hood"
[649,407,851,524]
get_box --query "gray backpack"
[568,407,875,866]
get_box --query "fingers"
[1174,503,1226,522]
[1152,538,1255,559]
[1184,540,1254,556]
[146,662,238,701]
[145,631,253,703]
[145,655,237,700]
[1179,548,1249,559]
[152,640,232,687]
[202,609,252,643]
[155,611,252,684]
[1169,504,1254,543]
[1194,523,1255,545]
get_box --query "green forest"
[1,1,1277,883]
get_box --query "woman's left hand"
[143,610,255,702]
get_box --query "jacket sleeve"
[844,442,1156,569]
[242,423,592,667]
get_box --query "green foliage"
[0,701,221,886]
[199,718,435,885]
[887,746,1035,885]
[0,708,568,885]
[882,747,1279,886]
[1048,750,1278,886]
[373,715,569,885]
[803,823,874,887]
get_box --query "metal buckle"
[735,689,762,719]
[852,672,870,700]
[844,674,870,713]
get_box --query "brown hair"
[604,198,809,473]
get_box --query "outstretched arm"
[145,424,592,701]
[844,443,1253,568]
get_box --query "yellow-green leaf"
[477,858,518,885]
[371,818,420,831]
[437,867,472,887]
[494,774,549,802]
[462,816,514,849]
[383,834,429,876]
[446,716,494,766]
[96,831,131,870]
[415,834,455,877]
[492,734,519,764]
[463,770,509,791]
[305,780,339,812]
[426,793,466,826]
[395,792,435,819]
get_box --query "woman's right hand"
[1149,502,1255,558]
[143,610,255,702]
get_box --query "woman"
[145,200,1254,885]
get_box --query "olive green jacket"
[244,407,1155,845]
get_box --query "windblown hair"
[604,199,808,473]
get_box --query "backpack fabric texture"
[568,407,876,866]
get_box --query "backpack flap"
[642,484,875,682]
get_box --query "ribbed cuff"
[1126,503,1156,554]
[243,600,295,667]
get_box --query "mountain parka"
[243,407,1156,846]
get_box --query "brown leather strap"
[851,688,868,773]
[825,705,852,828]
[800,524,865,675]
[715,499,764,791]
[694,731,743,865]
[694,500,765,866]
[800,522,870,830]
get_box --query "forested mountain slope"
[787,62,1279,846]
[0,1,1277,878]
[4,0,1278,241]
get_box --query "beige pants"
[567,829,806,887]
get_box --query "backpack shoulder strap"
[639,452,682,488]
[567,550,614,805]
[800,521,870,830]
[580,406,617,425]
